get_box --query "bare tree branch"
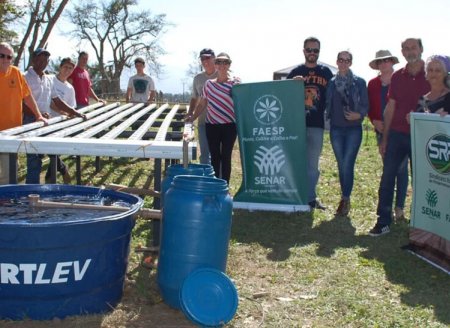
[67,0,170,96]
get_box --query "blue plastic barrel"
[0,184,142,320]
[157,175,233,309]
[153,163,215,246]
[161,163,215,204]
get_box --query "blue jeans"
[23,114,67,184]
[23,114,42,184]
[330,125,362,199]
[377,132,408,209]
[395,158,408,209]
[306,127,324,203]
[197,123,210,165]
[376,130,411,226]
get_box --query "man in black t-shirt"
[287,36,333,210]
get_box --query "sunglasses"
[338,58,352,64]
[0,53,13,60]
[305,48,320,54]
[215,60,230,65]
[376,58,392,65]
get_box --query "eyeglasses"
[200,56,212,62]
[215,60,230,65]
[376,58,391,65]
[338,58,352,64]
[305,48,320,54]
[0,53,13,60]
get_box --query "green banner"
[410,113,450,241]
[232,80,308,211]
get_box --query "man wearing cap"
[186,48,217,164]
[0,42,47,184]
[126,57,156,103]
[286,37,333,210]
[68,51,104,108]
[367,50,408,222]
[369,38,430,236]
[24,48,85,184]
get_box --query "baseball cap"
[33,48,51,57]
[199,48,215,57]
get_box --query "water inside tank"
[0,194,132,224]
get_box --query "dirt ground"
[0,267,196,328]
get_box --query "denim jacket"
[325,72,369,121]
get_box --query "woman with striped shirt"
[188,52,239,184]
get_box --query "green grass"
[7,125,450,328]
[225,126,449,327]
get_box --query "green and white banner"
[410,113,450,241]
[232,80,308,211]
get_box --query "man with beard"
[369,38,430,236]
[287,37,333,210]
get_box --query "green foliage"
[0,0,24,42]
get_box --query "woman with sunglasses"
[367,50,408,221]
[325,50,368,216]
[188,52,240,184]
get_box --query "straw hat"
[369,50,399,70]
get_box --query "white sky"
[42,0,449,94]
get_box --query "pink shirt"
[69,66,91,106]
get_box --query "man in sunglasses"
[186,48,218,164]
[287,37,333,211]
[0,42,48,184]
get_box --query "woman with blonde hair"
[416,55,450,116]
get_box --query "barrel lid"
[180,268,238,327]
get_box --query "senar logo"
[426,134,450,175]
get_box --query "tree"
[186,51,201,80]
[0,1,24,43]
[67,0,169,97]
[14,0,69,67]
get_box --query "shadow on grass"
[231,211,450,325]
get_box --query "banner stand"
[232,80,309,212]
[233,201,309,212]
[409,113,450,272]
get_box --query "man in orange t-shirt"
[0,42,47,184]
[0,42,47,130]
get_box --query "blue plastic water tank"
[157,175,233,309]
[0,184,142,320]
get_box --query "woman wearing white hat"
[367,49,407,221]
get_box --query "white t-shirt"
[24,68,57,116]
[127,74,155,102]
[52,75,76,108]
